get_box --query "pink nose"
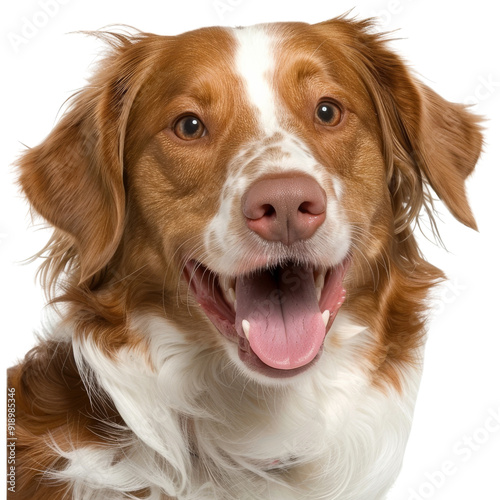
[242,175,327,245]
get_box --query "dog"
[8,15,482,500]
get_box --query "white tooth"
[220,276,234,291]
[322,310,330,327]
[227,287,236,305]
[315,272,325,300]
[242,320,250,340]
[315,272,325,290]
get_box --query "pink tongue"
[235,264,325,370]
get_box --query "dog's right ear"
[18,32,152,283]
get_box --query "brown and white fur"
[8,16,482,500]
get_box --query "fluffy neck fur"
[55,309,420,500]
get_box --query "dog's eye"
[174,115,206,140]
[315,102,342,127]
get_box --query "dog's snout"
[242,175,327,245]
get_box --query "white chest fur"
[51,312,422,500]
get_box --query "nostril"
[298,201,318,215]
[262,204,276,218]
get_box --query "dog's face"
[19,19,482,383]
[129,23,388,378]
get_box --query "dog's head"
[19,17,482,382]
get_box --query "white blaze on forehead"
[233,25,279,134]
[201,25,351,277]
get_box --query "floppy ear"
[18,33,149,283]
[350,20,484,231]
[406,83,483,230]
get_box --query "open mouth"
[184,259,349,378]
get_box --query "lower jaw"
[206,311,324,378]
[237,335,322,378]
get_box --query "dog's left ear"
[394,80,483,230]
[349,19,484,230]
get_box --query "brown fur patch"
[7,341,125,498]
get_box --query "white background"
[1,1,499,499]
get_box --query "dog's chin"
[184,257,349,381]
[222,341,322,387]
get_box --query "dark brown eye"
[174,115,206,140]
[315,101,342,127]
